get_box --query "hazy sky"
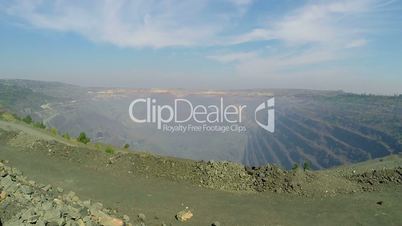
[0,0,401,94]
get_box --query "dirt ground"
[1,121,402,226]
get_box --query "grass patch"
[105,147,115,154]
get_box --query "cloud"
[1,0,249,48]
[226,0,254,6]
[230,28,273,45]
[235,48,339,75]
[345,39,368,48]
[213,0,391,76]
[1,0,398,91]
[0,0,387,50]
[207,51,257,63]
[230,0,376,45]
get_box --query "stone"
[53,198,64,206]
[77,219,86,226]
[11,168,22,176]
[66,191,76,200]
[79,207,89,216]
[65,220,79,226]
[42,184,52,192]
[83,216,91,222]
[43,209,61,221]
[0,175,14,189]
[138,213,146,222]
[21,185,34,195]
[82,200,91,207]
[91,202,103,211]
[66,207,81,220]
[21,209,39,224]
[0,160,139,226]
[0,191,7,202]
[36,218,46,225]
[93,210,124,226]
[6,182,19,193]
[376,201,383,205]
[72,195,80,202]
[123,214,130,222]
[0,171,7,177]
[42,201,53,211]
[175,210,193,222]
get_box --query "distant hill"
[0,80,57,114]
[1,79,401,169]
[243,94,402,169]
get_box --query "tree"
[22,115,33,124]
[123,143,130,149]
[303,161,311,171]
[33,121,46,129]
[77,132,90,144]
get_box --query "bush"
[22,115,33,124]
[50,128,58,136]
[77,132,90,144]
[303,161,311,171]
[1,112,16,122]
[292,163,299,171]
[94,143,102,150]
[105,147,115,154]
[62,133,70,140]
[13,114,21,121]
[123,143,130,149]
[33,121,46,129]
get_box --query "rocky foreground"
[1,123,402,225]
[0,161,131,226]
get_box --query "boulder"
[176,210,193,222]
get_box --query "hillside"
[243,94,402,169]
[0,119,402,225]
[1,79,402,170]
[0,82,57,114]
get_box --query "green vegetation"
[123,143,130,149]
[50,127,58,136]
[33,121,46,129]
[291,162,310,171]
[77,132,90,144]
[94,143,102,151]
[62,133,70,140]
[1,112,17,122]
[105,147,115,154]
[1,111,46,130]
[303,161,311,171]
[22,115,33,124]
[0,82,56,112]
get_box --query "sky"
[0,0,401,94]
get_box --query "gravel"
[0,161,130,226]
[195,160,314,194]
